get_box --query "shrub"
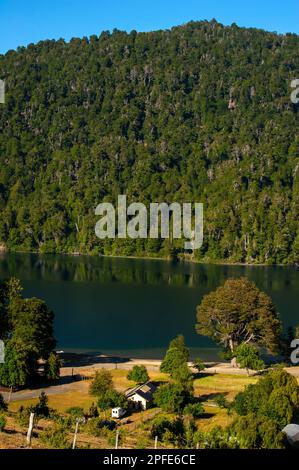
[183,402,204,418]
[153,383,190,413]
[85,418,116,437]
[34,391,51,418]
[0,394,8,412]
[88,402,99,418]
[232,369,299,427]
[193,358,205,372]
[89,369,113,397]
[0,414,7,432]
[151,416,185,443]
[97,389,128,411]
[235,343,264,372]
[66,407,85,419]
[40,425,70,449]
[127,365,149,384]
[16,405,35,426]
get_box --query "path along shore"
[2,353,299,403]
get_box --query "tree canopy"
[0,21,298,263]
[196,277,282,354]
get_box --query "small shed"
[111,407,126,419]
[282,424,299,448]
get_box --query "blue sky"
[0,0,298,54]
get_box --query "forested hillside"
[0,20,298,263]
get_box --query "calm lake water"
[0,253,298,359]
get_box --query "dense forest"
[0,20,298,263]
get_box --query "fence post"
[72,419,80,449]
[115,430,119,449]
[26,412,35,447]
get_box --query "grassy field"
[0,370,262,449]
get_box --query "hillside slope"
[0,20,298,263]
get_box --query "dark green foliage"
[0,394,7,411]
[34,391,50,418]
[97,389,128,411]
[0,414,6,432]
[88,402,99,418]
[0,21,297,263]
[230,414,287,449]
[183,402,204,418]
[193,358,205,373]
[66,406,85,419]
[214,393,229,409]
[160,335,189,376]
[44,352,61,380]
[89,369,113,397]
[0,339,32,387]
[127,365,149,384]
[40,424,70,449]
[150,416,185,444]
[0,277,56,388]
[235,343,265,372]
[86,417,116,437]
[196,277,282,354]
[153,383,191,413]
[232,369,299,427]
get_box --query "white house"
[125,381,157,410]
[282,424,299,448]
[111,407,126,419]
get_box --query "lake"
[0,253,298,359]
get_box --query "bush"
[88,402,99,418]
[193,358,205,372]
[151,416,185,446]
[235,343,264,372]
[153,383,190,413]
[16,405,35,426]
[89,369,113,397]
[232,369,299,427]
[230,414,288,449]
[66,407,85,419]
[183,402,204,418]
[97,389,128,411]
[0,414,7,432]
[85,417,116,437]
[34,391,51,418]
[40,425,70,449]
[0,394,8,412]
[214,394,229,409]
[127,365,149,384]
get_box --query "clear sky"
[0,0,298,54]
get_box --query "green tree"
[89,369,113,397]
[44,352,61,381]
[160,335,190,376]
[0,340,31,387]
[230,414,287,449]
[235,343,264,374]
[153,383,190,413]
[183,402,204,418]
[193,358,205,373]
[127,365,149,384]
[97,389,128,411]
[196,278,282,359]
[0,415,6,432]
[0,394,7,412]
[232,369,299,428]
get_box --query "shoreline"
[0,249,294,268]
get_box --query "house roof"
[125,381,157,402]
